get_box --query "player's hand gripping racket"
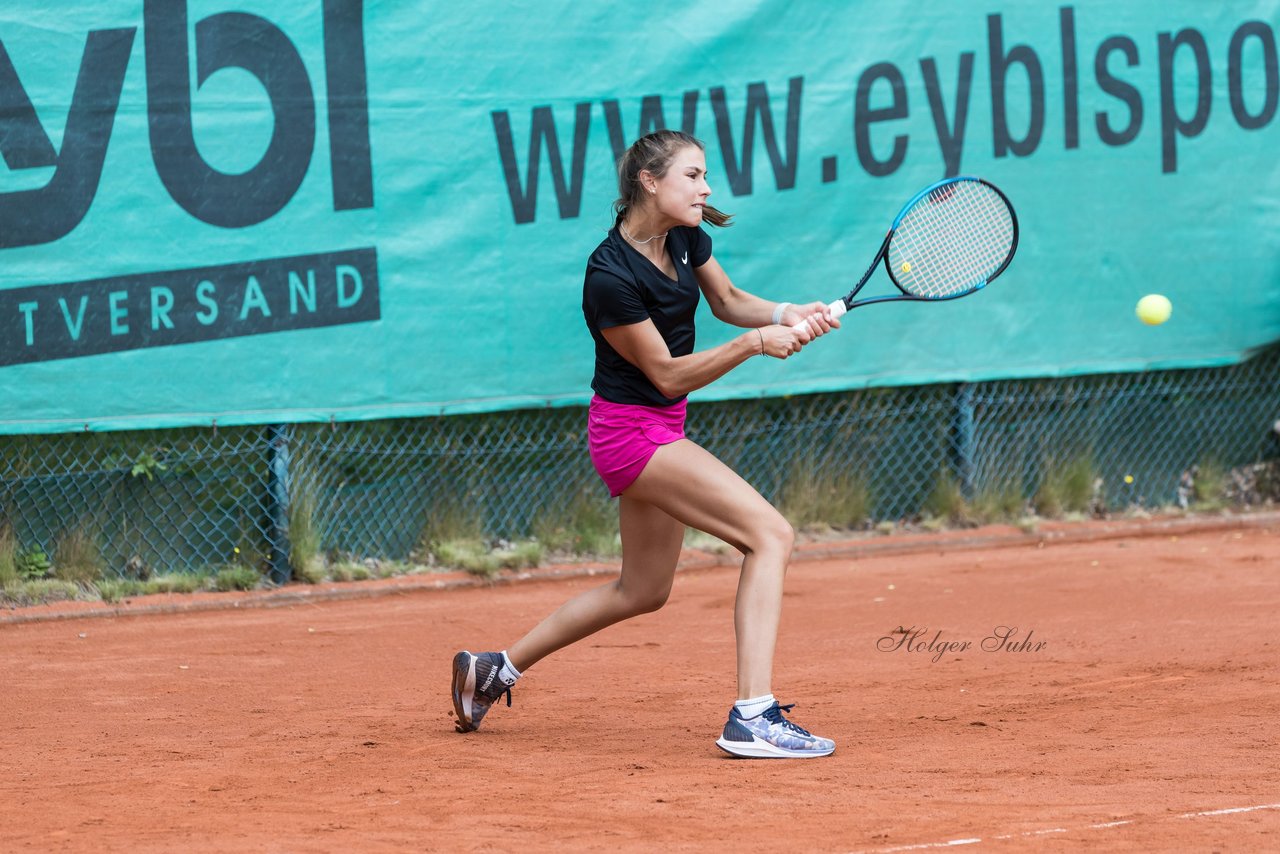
[794,176,1018,333]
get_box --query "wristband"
[771,302,790,325]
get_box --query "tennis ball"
[1136,294,1172,325]
[901,262,912,274]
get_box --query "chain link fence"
[3,342,1279,582]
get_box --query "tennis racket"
[794,176,1018,332]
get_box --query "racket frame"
[836,176,1019,313]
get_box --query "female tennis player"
[452,130,839,758]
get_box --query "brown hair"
[613,130,733,228]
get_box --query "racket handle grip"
[790,300,848,334]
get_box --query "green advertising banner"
[1,1,1278,433]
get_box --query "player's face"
[652,145,711,227]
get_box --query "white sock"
[498,650,522,686]
[734,693,776,719]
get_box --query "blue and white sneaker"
[715,701,835,759]
[451,651,513,733]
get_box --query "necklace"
[620,221,667,245]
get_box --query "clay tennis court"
[4,514,1279,852]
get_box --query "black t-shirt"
[582,225,714,406]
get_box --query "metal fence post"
[952,383,976,499]
[265,423,292,585]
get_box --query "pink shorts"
[588,395,688,497]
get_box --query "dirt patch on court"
[4,515,1279,851]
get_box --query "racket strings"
[889,182,1015,299]
[898,188,1007,295]
[899,192,1008,296]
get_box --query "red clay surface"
[4,514,1279,852]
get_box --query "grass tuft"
[213,566,261,592]
[500,540,545,570]
[1034,454,1098,517]
[288,488,326,583]
[51,521,106,585]
[96,578,148,603]
[330,561,374,582]
[0,526,18,587]
[146,573,209,594]
[969,478,1026,524]
[292,559,328,585]
[778,464,871,531]
[7,579,83,606]
[923,471,968,524]
[1191,458,1228,511]
[420,501,486,552]
[531,489,620,557]
[432,539,501,578]
[428,537,543,579]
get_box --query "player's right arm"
[601,318,806,400]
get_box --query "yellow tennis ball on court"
[901,261,911,274]
[1136,294,1172,325]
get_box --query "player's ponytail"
[613,130,733,228]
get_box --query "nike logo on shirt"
[682,252,688,264]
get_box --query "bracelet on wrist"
[756,328,765,356]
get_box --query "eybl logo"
[0,0,373,248]
[0,1,381,366]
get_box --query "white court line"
[1182,803,1280,818]
[864,803,1280,853]
[875,840,982,851]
